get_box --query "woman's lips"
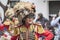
[29,20,32,22]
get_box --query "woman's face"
[38,16,40,19]
[6,19,10,21]
[12,17,16,20]
[25,18,34,24]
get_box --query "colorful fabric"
[35,30,54,40]
[20,24,44,40]
[34,25,44,34]
[0,24,4,31]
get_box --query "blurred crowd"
[0,1,60,40]
[0,12,54,40]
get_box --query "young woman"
[9,17,20,40]
[3,18,13,31]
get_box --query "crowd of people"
[0,13,54,40]
[0,1,60,40]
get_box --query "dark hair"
[59,19,60,24]
[22,13,35,25]
[28,13,35,19]
[38,13,43,19]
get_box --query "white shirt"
[0,6,4,22]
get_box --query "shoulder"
[43,17,48,22]
[56,17,60,19]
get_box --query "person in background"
[36,13,54,40]
[0,13,4,36]
[9,17,20,40]
[36,13,49,29]
[3,18,13,31]
[51,15,60,40]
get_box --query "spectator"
[0,13,4,36]
[36,13,48,29]
[51,16,60,40]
